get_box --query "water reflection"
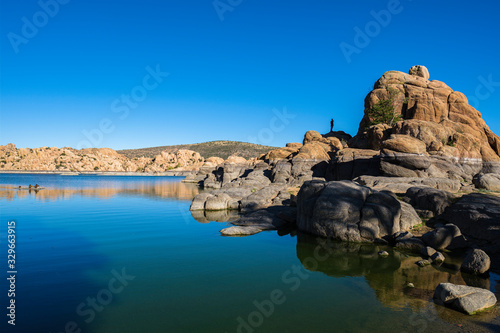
[0,181,200,201]
[295,233,499,328]
[190,209,242,223]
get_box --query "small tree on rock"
[366,87,403,127]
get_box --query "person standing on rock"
[330,119,334,132]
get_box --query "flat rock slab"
[354,176,461,193]
[220,226,262,236]
[434,283,497,315]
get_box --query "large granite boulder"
[409,65,430,80]
[296,180,421,242]
[461,249,491,275]
[473,173,500,191]
[330,148,381,181]
[381,134,427,154]
[421,224,467,250]
[240,184,287,212]
[434,283,496,315]
[404,186,456,216]
[439,193,500,245]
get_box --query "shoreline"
[0,170,194,177]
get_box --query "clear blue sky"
[1,0,499,149]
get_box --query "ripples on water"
[0,174,499,333]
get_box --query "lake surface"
[1,173,499,333]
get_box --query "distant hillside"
[117,141,277,160]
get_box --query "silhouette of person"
[330,119,334,132]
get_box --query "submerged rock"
[395,238,425,252]
[220,226,262,236]
[430,251,445,264]
[433,283,497,315]
[416,260,431,267]
[378,250,389,257]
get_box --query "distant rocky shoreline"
[0,143,257,174]
[0,170,195,176]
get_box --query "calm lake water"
[1,173,499,333]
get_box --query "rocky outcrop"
[357,67,500,163]
[296,180,421,242]
[263,130,341,163]
[0,143,223,173]
[434,283,496,315]
[350,66,500,182]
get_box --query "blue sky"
[1,0,499,150]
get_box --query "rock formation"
[188,66,500,250]
[356,68,500,163]
[0,143,244,173]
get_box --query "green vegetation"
[94,166,99,171]
[117,141,277,160]
[366,87,402,127]
[442,137,456,147]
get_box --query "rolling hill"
[117,141,277,160]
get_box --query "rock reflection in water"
[295,233,493,313]
[190,209,242,223]
[0,181,201,201]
